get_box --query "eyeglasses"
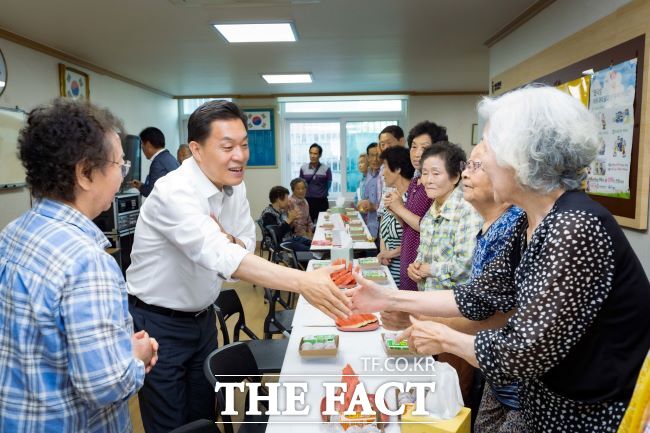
[104,159,131,178]
[460,160,482,172]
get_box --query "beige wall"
[232,98,282,238]
[489,0,633,78]
[234,94,482,240]
[488,0,650,274]
[0,37,179,229]
[408,95,483,156]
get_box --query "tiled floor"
[129,280,277,433]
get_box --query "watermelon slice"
[336,314,378,332]
[320,364,388,429]
[341,364,359,411]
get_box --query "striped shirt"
[379,192,406,286]
[416,187,483,291]
[0,199,144,433]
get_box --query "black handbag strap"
[306,162,322,185]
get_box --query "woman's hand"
[358,199,370,213]
[398,317,479,367]
[380,310,412,330]
[376,250,392,266]
[407,261,429,283]
[397,317,451,356]
[132,330,158,373]
[287,208,300,224]
[384,190,404,212]
[347,268,393,313]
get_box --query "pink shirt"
[288,196,314,237]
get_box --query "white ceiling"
[0,0,537,96]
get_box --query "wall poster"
[586,58,637,198]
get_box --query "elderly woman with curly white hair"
[349,85,650,432]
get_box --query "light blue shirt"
[0,199,144,433]
[362,168,381,237]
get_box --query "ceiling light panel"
[213,22,296,43]
[262,73,312,84]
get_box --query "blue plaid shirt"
[0,199,144,433]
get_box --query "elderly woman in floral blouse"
[349,86,650,433]
[288,178,314,238]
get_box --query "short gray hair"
[290,177,307,191]
[477,85,600,192]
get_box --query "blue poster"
[245,109,276,167]
[587,58,637,199]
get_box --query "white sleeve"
[231,182,257,254]
[148,187,249,279]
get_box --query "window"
[280,97,407,198]
[181,98,232,115]
[288,122,342,193]
[178,98,233,143]
[284,99,402,113]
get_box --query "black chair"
[203,342,268,433]
[215,289,288,374]
[263,288,295,339]
[243,338,288,374]
[264,224,286,265]
[215,289,259,343]
[169,419,221,433]
[279,242,316,272]
[255,218,273,261]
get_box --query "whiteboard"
[0,108,27,187]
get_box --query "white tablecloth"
[265,260,435,432]
[311,211,376,251]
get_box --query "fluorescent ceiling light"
[213,23,296,43]
[262,73,312,84]
[0,81,5,87]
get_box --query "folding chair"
[214,289,288,374]
[263,288,295,339]
[203,342,268,433]
[255,218,273,261]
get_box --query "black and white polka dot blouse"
[454,190,650,432]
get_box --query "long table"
[310,211,377,252]
[264,260,436,432]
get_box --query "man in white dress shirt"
[126,100,351,433]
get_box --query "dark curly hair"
[407,121,448,148]
[420,141,466,185]
[18,98,124,202]
[269,185,290,203]
[380,146,414,180]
